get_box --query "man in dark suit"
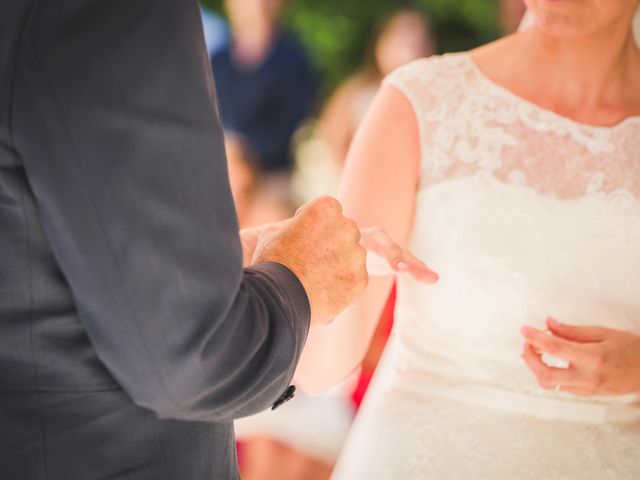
[0,0,367,478]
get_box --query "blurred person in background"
[225,134,294,228]
[293,6,436,204]
[317,7,436,172]
[212,0,317,174]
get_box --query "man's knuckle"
[309,197,329,213]
[344,218,359,233]
[319,196,340,212]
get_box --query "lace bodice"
[387,54,640,199]
[376,53,640,402]
[333,53,640,480]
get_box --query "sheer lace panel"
[383,54,640,200]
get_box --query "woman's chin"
[526,0,637,39]
[528,9,603,40]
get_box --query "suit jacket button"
[271,385,296,411]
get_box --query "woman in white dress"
[294,1,640,478]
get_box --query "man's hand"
[252,197,368,326]
[240,212,439,327]
[241,199,439,325]
[240,222,282,268]
[242,225,439,282]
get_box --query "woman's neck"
[473,16,640,126]
[521,21,640,116]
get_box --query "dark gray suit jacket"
[0,0,310,478]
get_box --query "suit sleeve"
[11,0,310,422]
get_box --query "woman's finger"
[520,326,589,365]
[521,344,579,390]
[360,228,399,260]
[553,386,598,397]
[360,227,438,283]
[398,252,439,283]
[546,317,608,343]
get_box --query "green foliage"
[201,0,501,96]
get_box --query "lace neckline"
[458,53,640,133]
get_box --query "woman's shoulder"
[383,52,472,88]
[381,53,475,116]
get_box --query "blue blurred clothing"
[211,32,316,172]
[200,6,228,57]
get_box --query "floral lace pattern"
[388,54,640,199]
[333,54,640,479]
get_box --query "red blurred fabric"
[352,284,396,409]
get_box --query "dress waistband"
[388,373,640,424]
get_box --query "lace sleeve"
[382,56,455,184]
[382,58,435,118]
[382,59,435,158]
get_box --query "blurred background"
[198,1,525,478]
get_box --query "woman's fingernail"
[397,261,409,272]
[548,317,560,327]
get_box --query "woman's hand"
[241,223,438,284]
[360,227,439,283]
[520,317,640,396]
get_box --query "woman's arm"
[295,84,423,393]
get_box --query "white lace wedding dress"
[332,53,640,479]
